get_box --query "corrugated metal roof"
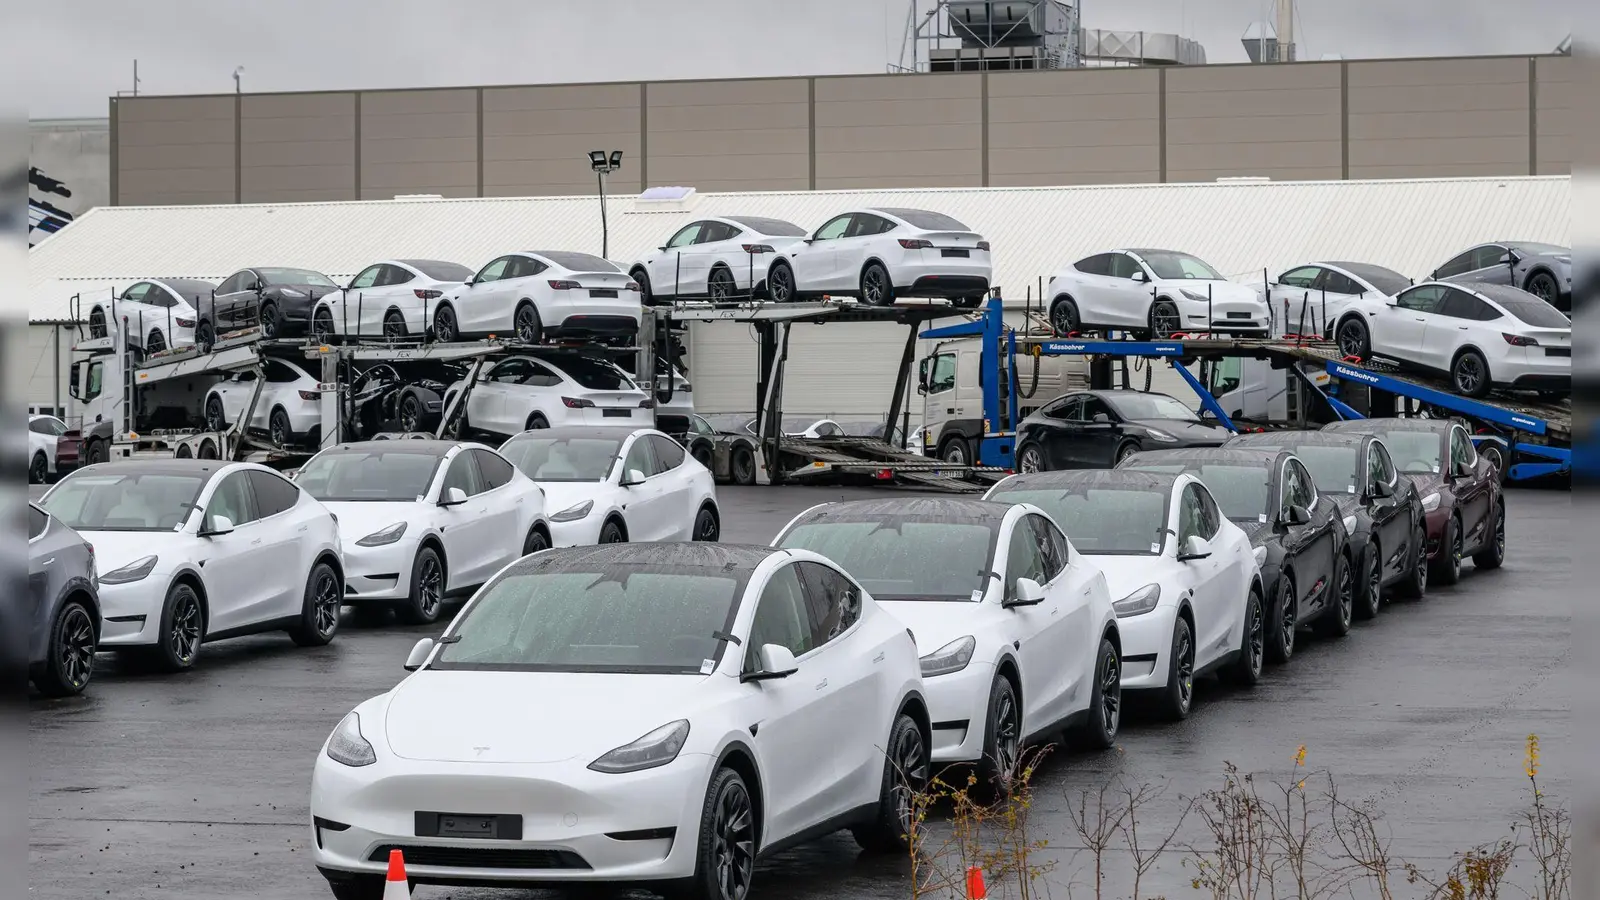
[28,176,1571,322]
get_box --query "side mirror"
[1092,413,1111,424]
[404,637,435,672]
[742,644,799,682]
[1131,270,1148,283]
[658,245,669,252]
[621,468,647,486]
[1370,478,1394,499]
[440,487,468,506]
[1178,535,1213,561]
[1500,251,1518,265]
[1284,504,1312,527]
[201,515,234,537]
[1004,577,1047,608]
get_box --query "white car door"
[1069,254,1126,327]
[645,435,698,538]
[618,435,673,541]
[791,214,851,292]
[454,257,516,334]
[216,371,260,427]
[650,222,708,296]
[1175,482,1237,669]
[467,449,530,569]
[467,359,529,437]
[793,560,882,809]
[999,514,1074,730]
[682,222,735,295]
[1030,513,1099,723]
[1423,288,1487,371]
[1108,254,1160,328]
[331,264,387,337]
[194,470,279,633]
[830,213,889,292]
[1269,265,1324,330]
[434,450,500,588]
[245,469,316,619]
[1379,285,1448,367]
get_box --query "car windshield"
[538,251,620,273]
[1492,294,1572,328]
[990,485,1167,555]
[499,436,622,482]
[727,216,807,236]
[1365,431,1442,474]
[554,358,636,391]
[258,267,337,288]
[1122,462,1269,521]
[431,563,748,673]
[777,516,998,601]
[1105,393,1200,422]
[295,449,444,501]
[1285,445,1361,493]
[405,260,474,282]
[1506,242,1568,256]
[42,470,208,532]
[1138,251,1224,281]
[1337,263,1411,297]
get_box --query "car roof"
[1460,282,1548,307]
[994,469,1181,493]
[71,459,228,477]
[1128,447,1287,467]
[794,497,1016,523]
[505,425,646,441]
[1324,418,1453,436]
[1229,431,1366,449]
[1125,248,1183,256]
[325,439,465,455]
[504,542,778,575]
[1084,388,1180,401]
[150,277,219,293]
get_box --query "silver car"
[1430,242,1572,313]
[28,503,99,697]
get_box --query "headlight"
[1180,288,1208,303]
[1144,428,1178,442]
[1421,491,1441,512]
[550,500,594,523]
[279,288,306,298]
[588,720,690,774]
[1342,514,1358,533]
[1113,583,1160,617]
[355,522,408,547]
[919,635,977,677]
[100,555,158,585]
[1254,545,1268,566]
[326,712,376,767]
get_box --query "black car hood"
[1128,418,1232,445]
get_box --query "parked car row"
[303,414,1505,900]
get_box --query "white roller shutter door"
[686,319,916,420]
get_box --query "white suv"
[763,208,991,307]
[447,354,652,439]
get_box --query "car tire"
[693,504,720,541]
[731,445,757,485]
[312,306,336,340]
[1451,350,1491,398]
[34,597,97,697]
[85,438,109,467]
[631,269,655,305]
[980,672,1023,792]
[1114,441,1140,466]
[1265,574,1296,665]
[399,394,423,433]
[175,443,193,459]
[260,302,281,339]
[1471,502,1505,570]
[1149,299,1180,339]
[1314,554,1355,638]
[1355,545,1382,620]
[524,412,550,431]
[1071,637,1122,750]
[400,545,446,626]
[1224,586,1265,687]
[1431,515,1463,586]
[382,310,407,339]
[432,304,459,343]
[690,441,713,469]
[288,561,343,647]
[1392,524,1429,599]
[206,394,228,433]
[1016,442,1045,474]
[1156,617,1195,721]
[766,260,796,304]
[708,267,737,302]
[937,435,970,465]
[147,328,166,353]
[29,451,47,484]
[150,582,204,673]
[851,712,928,853]
[1336,316,1371,360]
[269,407,294,448]
[861,262,895,307]
[1478,442,1508,485]
[197,437,218,459]
[674,767,757,900]
[1050,296,1081,335]
[599,518,627,544]
[514,302,543,344]
[89,306,108,338]
[1525,270,1559,304]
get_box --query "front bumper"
[96,578,172,647]
[310,751,715,884]
[923,660,998,763]
[1114,608,1179,692]
[547,514,606,548]
[341,538,418,602]
[1423,508,1450,559]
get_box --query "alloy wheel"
[1247,597,1265,674]
[313,570,341,637]
[59,605,96,690]
[1454,355,1484,395]
[863,268,886,306]
[313,309,335,339]
[270,412,291,447]
[1175,628,1194,711]
[417,556,442,619]
[1527,272,1557,302]
[993,688,1020,779]
[768,266,793,303]
[30,453,47,484]
[1366,555,1382,613]
[1099,649,1122,736]
[712,779,755,900]
[515,307,539,343]
[1494,509,1505,558]
[696,510,719,541]
[170,594,202,664]
[1451,526,1464,573]
[399,395,420,432]
[1338,321,1367,358]
[383,313,407,339]
[1279,584,1297,655]
[1336,561,1354,628]
[709,270,735,302]
[206,397,226,433]
[261,306,278,339]
[890,722,928,834]
[1018,446,1042,473]
[147,330,166,353]
[1151,303,1179,337]
[1117,443,1139,464]
[434,308,457,342]
[942,441,966,465]
[1051,303,1077,335]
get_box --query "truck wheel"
[731,445,757,485]
[937,435,969,465]
[85,439,108,467]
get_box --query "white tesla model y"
[763,208,991,307]
[309,543,929,900]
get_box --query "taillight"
[742,243,775,254]
[298,390,319,401]
[561,396,595,409]
[414,289,443,300]
[175,317,196,327]
[874,468,894,480]
[898,239,933,250]
[1502,333,1539,346]
[976,241,990,252]
[548,280,581,290]
[624,281,641,292]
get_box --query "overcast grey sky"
[24,0,1574,119]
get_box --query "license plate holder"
[589,289,618,298]
[602,408,631,418]
[1546,347,1571,357]
[941,249,969,258]
[416,812,522,840]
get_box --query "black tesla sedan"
[1225,431,1428,615]
[198,266,341,349]
[1117,447,1352,665]
[1014,390,1233,472]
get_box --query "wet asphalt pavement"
[28,484,1573,900]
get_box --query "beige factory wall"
[240,92,355,203]
[111,54,1569,206]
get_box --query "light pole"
[588,150,623,258]
[233,66,244,94]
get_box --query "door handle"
[251,538,262,546]
[815,679,827,690]
[41,557,54,566]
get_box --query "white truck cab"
[917,337,1089,465]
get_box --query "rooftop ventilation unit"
[392,193,443,201]
[628,186,698,214]
[902,0,1082,73]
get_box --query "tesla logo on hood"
[473,746,489,757]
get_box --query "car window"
[207,471,259,529]
[442,450,486,497]
[623,436,659,479]
[1367,441,1396,493]
[1003,517,1047,596]
[878,208,969,230]
[1043,395,1081,421]
[796,561,860,648]
[29,505,49,540]
[265,360,304,383]
[379,264,415,287]
[1209,356,1242,396]
[349,265,384,290]
[1025,514,1067,581]
[1396,285,1447,314]
[216,274,242,295]
[691,415,714,436]
[812,215,852,241]
[520,360,562,387]
[1279,266,1321,289]
[246,469,301,518]
[1440,289,1498,321]
[845,214,890,238]
[1079,396,1114,423]
[1322,272,1362,295]
[1073,254,1110,276]
[1291,459,1317,508]
[666,223,704,249]
[648,434,686,470]
[1492,293,1571,327]
[471,448,516,489]
[1433,250,1478,279]
[406,260,475,282]
[1195,484,1222,538]
[1450,427,1476,471]
[1179,484,1207,541]
[551,357,634,391]
[474,257,511,284]
[1279,461,1299,517]
[29,418,55,435]
[488,359,531,383]
[1109,253,1146,280]
[1472,246,1507,270]
[121,282,152,302]
[745,563,814,670]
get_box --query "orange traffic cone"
[383,848,410,899]
[965,865,987,899]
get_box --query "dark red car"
[1321,418,1503,585]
